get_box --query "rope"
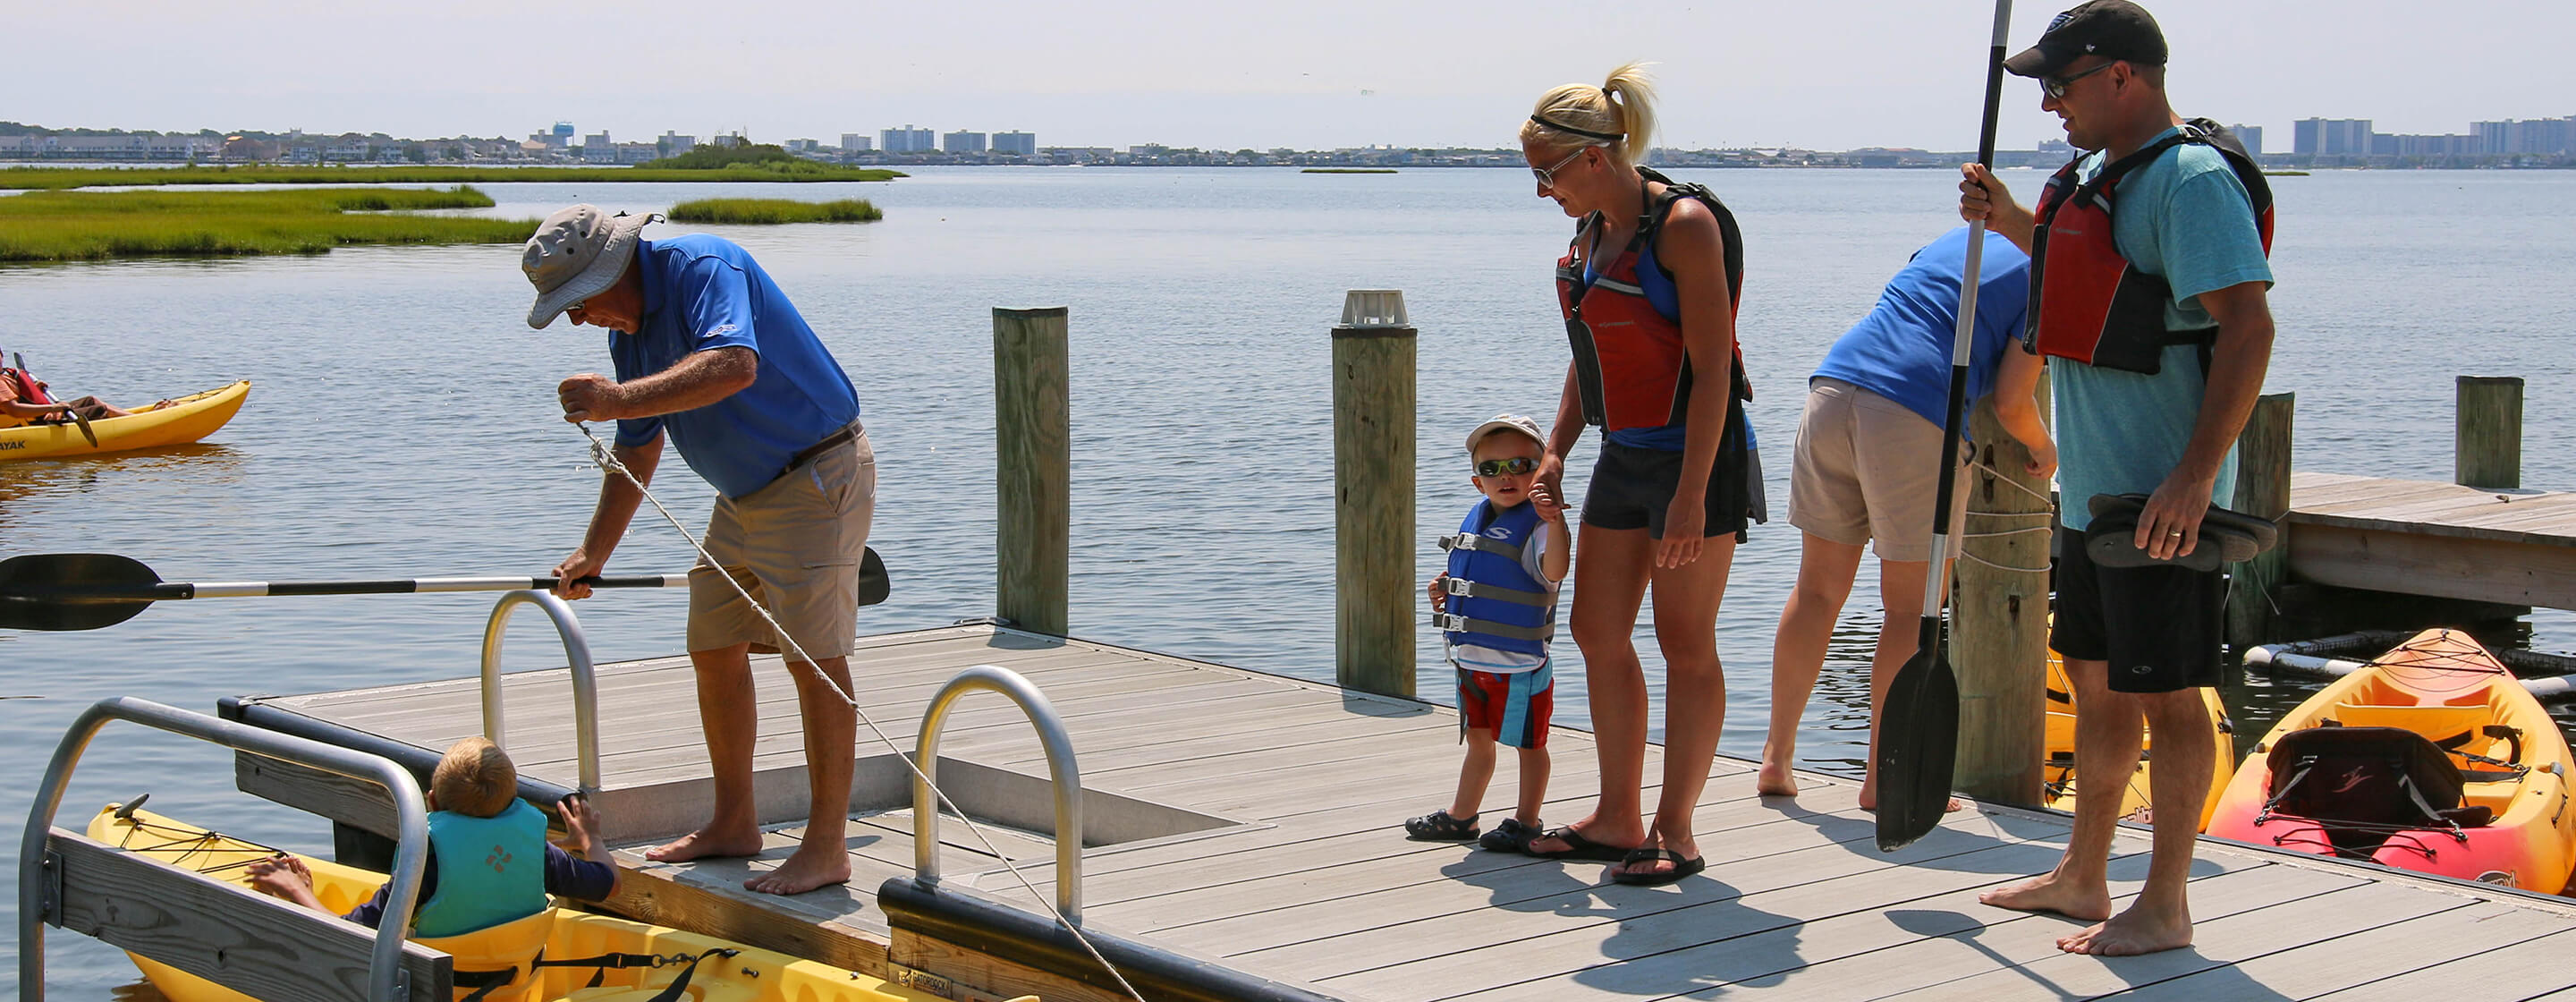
[578,426,1146,1002]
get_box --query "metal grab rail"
[912,665,1084,922]
[479,590,602,792]
[18,697,431,1002]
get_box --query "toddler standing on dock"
[1405,415,1569,853]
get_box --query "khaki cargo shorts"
[687,427,877,660]
[1786,378,1967,564]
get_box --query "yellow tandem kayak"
[2042,647,2237,830]
[0,379,249,462]
[85,802,1033,1002]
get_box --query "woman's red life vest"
[2025,118,2272,376]
[1555,166,1751,431]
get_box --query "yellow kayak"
[2042,647,2237,829]
[86,802,1033,1002]
[0,379,249,461]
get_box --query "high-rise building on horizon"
[2228,123,2263,157]
[2294,118,2372,156]
[992,131,1038,156]
[882,125,933,153]
[841,132,873,152]
[943,130,987,154]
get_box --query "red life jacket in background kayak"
[1555,166,1751,431]
[2,368,53,405]
[2025,118,2272,376]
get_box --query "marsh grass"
[0,164,902,191]
[0,186,538,262]
[665,198,884,225]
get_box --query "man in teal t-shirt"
[1955,0,2277,960]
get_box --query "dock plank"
[2103,898,2576,1000]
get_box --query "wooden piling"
[1333,291,1415,699]
[994,306,1070,636]
[2226,392,2295,653]
[1952,393,2050,807]
[2456,376,2523,490]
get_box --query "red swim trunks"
[1456,662,1555,749]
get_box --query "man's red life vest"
[1555,166,1751,431]
[2025,118,2272,376]
[2,368,53,405]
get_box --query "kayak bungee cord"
[576,425,1148,1002]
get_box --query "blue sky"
[8,0,2569,151]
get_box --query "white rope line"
[1970,461,2058,504]
[578,425,1146,1002]
[1956,549,2054,573]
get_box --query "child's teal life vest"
[1436,500,1556,657]
[411,798,551,938]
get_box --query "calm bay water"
[3,166,2572,993]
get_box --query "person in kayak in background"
[1757,225,2054,811]
[0,354,164,428]
[525,204,877,896]
[1960,0,2277,957]
[247,737,617,933]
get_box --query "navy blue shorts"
[2051,520,2226,693]
[1580,440,1752,540]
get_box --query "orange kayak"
[2042,646,2237,830]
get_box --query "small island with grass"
[0,144,902,191]
[0,185,535,262]
[1301,167,1398,174]
[666,198,883,225]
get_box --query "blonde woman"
[1516,64,1764,886]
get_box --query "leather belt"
[785,421,861,471]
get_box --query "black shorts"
[2051,520,2225,693]
[1581,439,1753,540]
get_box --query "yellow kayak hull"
[2041,648,2237,830]
[85,804,1030,1002]
[0,379,249,461]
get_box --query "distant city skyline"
[5,0,2568,155]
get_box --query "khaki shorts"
[1786,378,1967,563]
[688,427,877,660]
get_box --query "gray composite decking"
[237,624,2576,1001]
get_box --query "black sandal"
[1402,809,1480,841]
[1523,825,1635,862]
[1609,846,1706,886]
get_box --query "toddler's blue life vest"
[412,798,551,938]
[1436,501,1556,657]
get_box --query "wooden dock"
[225,624,2576,1001]
[2286,471,2576,609]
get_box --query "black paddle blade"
[0,553,162,632]
[1877,637,1962,851]
[857,547,891,607]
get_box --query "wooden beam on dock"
[2287,471,2576,609]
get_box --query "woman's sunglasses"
[1475,456,1538,477]
[1530,146,1590,188]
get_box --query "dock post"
[994,306,1071,636]
[1333,291,1415,698]
[2226,392,2295,655]
[1953,394,2049,806]
[2456,376,2522,490]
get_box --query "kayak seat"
[2265,725,2483,855]
[2331,703,2490,743]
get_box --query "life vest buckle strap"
[1442,577,1550,606]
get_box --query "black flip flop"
[1609,846,1706,886]
[2082,493,2280,572]
[1523,825,1634,862]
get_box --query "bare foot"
[1755,760,1800,797]
[745,842,851,896]
[2059,904,2192,955]
[1978,871,2114,921]
[643,826,764,863]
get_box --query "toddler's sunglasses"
[1475,456,1538,477]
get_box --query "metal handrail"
[479,590,602,792]
[912,665,1084,922]
[18,697,430,1002]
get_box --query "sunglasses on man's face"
[2039,61,2115,100]
[1476,456,1539,478]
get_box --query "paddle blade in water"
[0,552,161,631]
[858,546,891,607]
[1877,634,1961,851]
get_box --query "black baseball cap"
[2004,0,2168,78]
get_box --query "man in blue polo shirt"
[522,204,875,896]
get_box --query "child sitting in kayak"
[248,736,618,935]
[1404,415,1570,853]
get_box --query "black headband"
[1529,115,1624,142]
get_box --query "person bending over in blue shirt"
[522,205,877,896]
[1757,226,2053,812]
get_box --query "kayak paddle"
[8,352,96,447]
[1877,0,2014,853]
[0,549,890,632]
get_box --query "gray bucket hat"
[1465,414,1546,455]
[521,205,656,328]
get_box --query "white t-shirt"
[1444,521,1561,675]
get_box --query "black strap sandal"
[1403,809,1480,841]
